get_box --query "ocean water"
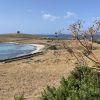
[36,34,100,39]
[0,43,36,60]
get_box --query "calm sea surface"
[0,43,36,60]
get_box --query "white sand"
[30,44,45,54]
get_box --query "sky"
[0,0,100,34]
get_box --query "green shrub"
[93,39,100,44]
[48,45,57,50]
[14,94,24,100]
[96,65,100,68]
[39,66,100,100]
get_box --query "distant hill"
[0,33,46,40]
[0,33,100,40]
[0,33,45,43]
[0,33,36,38]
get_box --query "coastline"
[1,42,45,54]
[30,44,45,54]
[0,42,45,62]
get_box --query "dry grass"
[0,34,99,100]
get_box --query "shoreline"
[0,42,45,62]
[30,44,45,54]
[1,42,45,54]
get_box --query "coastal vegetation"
[14,94,24,100]
[40,66,100,100]
[39,21,100,100]
[14,66,100,100]
[93,39,100,44]
[48,45,58,50]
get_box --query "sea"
[36,34,100,40]
[0,43,36,60]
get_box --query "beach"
[30,44,45,54]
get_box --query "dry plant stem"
[84,54,100,65]
[54,21,100,66]
[76,37,100,64]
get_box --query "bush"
[93,39,100,44]
[39,66,100,100]
[14,94,24,100]
[48,45,57,50]
[96,65,100,68]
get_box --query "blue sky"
[0,0,100,34]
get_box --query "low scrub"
[48,45,58,50]
[14,94,24,100]
[40,66,100,100]
[93,39,100,44]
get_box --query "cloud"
[64,12,77,19]
[91,17,100,21]
[42,14,60,21]
[42,11,77,21]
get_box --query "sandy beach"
[30,44,45,54]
